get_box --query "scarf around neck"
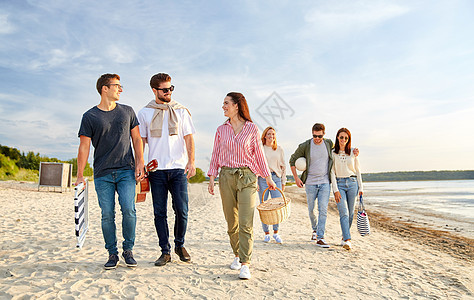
[145,100,191,137]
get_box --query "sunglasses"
[313,135,324,138]
[155,85,175,93]
[338,136,349,140]
[107,83,123,89]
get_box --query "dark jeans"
[148,169,189,254]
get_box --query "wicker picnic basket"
[257,187,291,225]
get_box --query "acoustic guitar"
[135,159,158,203]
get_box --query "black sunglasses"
[154,85,175,93]
[313,134,324,138]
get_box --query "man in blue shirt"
[76,73,145,269]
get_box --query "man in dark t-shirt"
[76,73,145,270]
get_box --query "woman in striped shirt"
[208,92,276,280]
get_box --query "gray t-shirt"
[78,103,139,178]
[305,141,329,185]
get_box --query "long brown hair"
[261,126,277,150]
[334,128,351,155]
[226,92,252,122]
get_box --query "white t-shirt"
[138,105,195,170]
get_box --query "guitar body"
[135,177,150,203]
[135,159,158,203]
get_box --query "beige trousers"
[219,167,258,264]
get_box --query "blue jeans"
[305,183,330,240]
[148,169,189,254]
[94,169,136,255]
[336,177,359,241]
[257,173,283,233]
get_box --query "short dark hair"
[96,73,120,95]
[150,73,171,89]
[312,123,325,133]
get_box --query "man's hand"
[185,161,196,179]
[353,148,359,157]
[295,177,304,188]
[290,165,304,188]
[334,191,341,203]
[135,162,146,182]
[75,176,86,186]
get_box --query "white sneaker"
[340,239,345,246]
[342,240,352,250]
[311,231,317,240]
[273,234,282,244]
[230,257,241,270]
[316,239,330,248]
[239,265,251,280]
[263,234,271,243]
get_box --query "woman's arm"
[330,156,341,202]
[353,149,363,195]
[208,176,216,195]
[207,130,221,179]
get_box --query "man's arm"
[183,134,196,179]
[289,142,306,188]
[290,166,304,188]
[131,126,145,181]
[289,142,306,166]
[75,135,91,186]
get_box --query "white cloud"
[304,1,410,37]
[0,14,15,34]
[106,45,136,64]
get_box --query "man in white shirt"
[138,73,196,266]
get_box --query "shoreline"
[285,185,474,262]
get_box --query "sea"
[363,180,474,239]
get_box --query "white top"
[330,147,363,193]
[138,105,195,169]
[263,145,287,185]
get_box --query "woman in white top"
[330,128,363,250]
[257,127,286,243]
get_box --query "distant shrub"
[0,153,19,179]
[66,158,93,177]
[189,168,206,183]
[0,145,21,160]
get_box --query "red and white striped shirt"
[207,120,271,178]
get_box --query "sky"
[1,0,474,173]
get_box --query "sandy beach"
[0,180,472,299]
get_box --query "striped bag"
[357,195,370,236]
